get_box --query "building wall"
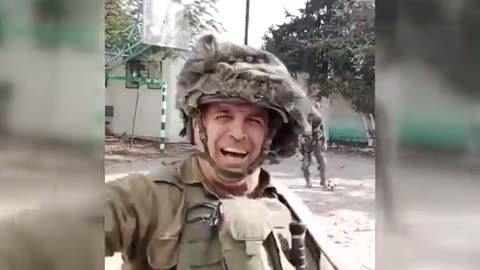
[1,6,104,143]
[294,74,370,143]
[106,56,187,142]
[164,57,187,142]
[328,94,369,143]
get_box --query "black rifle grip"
[289,221,307,270]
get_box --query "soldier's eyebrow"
[213,106,232,114]
[248,108,269,122]
[211,104,268,120]
[249,110,266,118]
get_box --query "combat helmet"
[307,111,322,126]
[177,34,321,182]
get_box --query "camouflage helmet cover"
[307,111,322,126]
[177,34,321,158]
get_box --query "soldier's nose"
[228,121,247,140]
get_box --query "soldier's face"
[196,103,269,170]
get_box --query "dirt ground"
[104,137,375,270]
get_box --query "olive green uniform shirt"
[105,154,291,270]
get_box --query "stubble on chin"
[198,158,261,196]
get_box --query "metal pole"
[244,0,250,45]
[159,84,168,151]
[129,87,141,149]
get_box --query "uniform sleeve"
[105,173,149,257]
[105,173,185,259]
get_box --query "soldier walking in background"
[300,112,329,188]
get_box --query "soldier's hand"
[322,142,328,152]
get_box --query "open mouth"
[220,147,249,159]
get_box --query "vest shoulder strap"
[145,159,185,191]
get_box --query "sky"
[144,0,307,49]
[213,0,307,48]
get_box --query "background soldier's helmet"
[307,112,322,126]
[307,111,323,131]
[176,34,321,181]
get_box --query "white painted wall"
[292,73,369,142]
[2,37,104,143]
[106,56,187,142]
[0,0,104,143]
[165,57,187,142]
[328,93,369,142]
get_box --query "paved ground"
[104,141,375,270]
[268,152,375,270]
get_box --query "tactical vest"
[300,136,317,153]
[145,163,297,270]
[301,124,325,154]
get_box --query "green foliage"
[105,0,224,54]
[105,0,130,50]
[263,0,374,114]
[179,0,224,48]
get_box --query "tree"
[105,0,224,53]
[105,0,130,50]
[180,0,224,48]
[263,0,374,115]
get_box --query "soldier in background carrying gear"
[105,35,321,270]
[299,112,328,188]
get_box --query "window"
[105,106,114,117]
[125,59,162,89]
[125,59,146,89]
[147,61,163,89]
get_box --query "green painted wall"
[328,115,369,143]
[326,94,371,143]
[397,109,474,150]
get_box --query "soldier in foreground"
[299,111,329,188]
[105,35,321,270]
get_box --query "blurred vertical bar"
[377,0,480,269]
[0,0,104,269]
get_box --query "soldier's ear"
[191,117,204,147]
[192,117,199,131]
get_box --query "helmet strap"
[195,115,249,183]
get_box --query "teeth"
[223,147,248,155]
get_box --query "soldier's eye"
[215,114,231,120]
[248,118,264,125]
